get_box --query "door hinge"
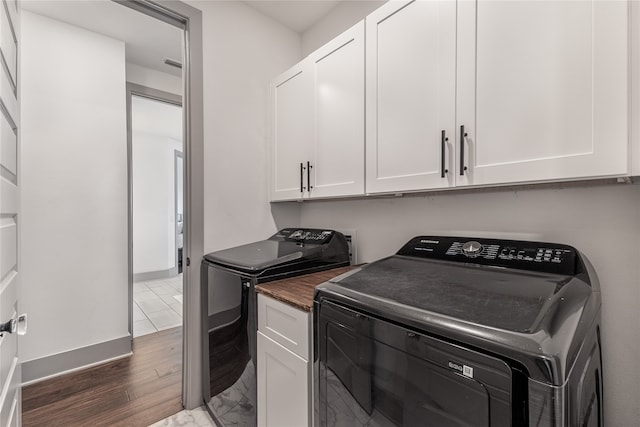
[186,257,190,266]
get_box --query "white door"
[309,21,365,199]
[270,61,313,201]
[0,0,21,425]
[257,332,309,427]
[365,0,456,194]
[457,0,628,186]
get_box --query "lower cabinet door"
[257,331,310,427]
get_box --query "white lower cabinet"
[257,332,310,427]
[257,294,311,427]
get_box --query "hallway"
[133,274,183,337]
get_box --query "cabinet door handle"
[460,125,468,176]
[441,130,448,178]
[300,162,304,192]
[307,161,313,191]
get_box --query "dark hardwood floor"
[22,327,183,427]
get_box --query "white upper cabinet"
[272,0,630,200]
[271,62,314,201]
[270,22,365,201]
[308,21,365,198]
[456,0,629,186]
[366,0,456,194]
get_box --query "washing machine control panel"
[398,236,578,275]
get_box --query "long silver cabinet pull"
[307,161,313,191]
[300,162,305,192]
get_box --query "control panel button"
[462,241,483,257]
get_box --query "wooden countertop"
[255,265,360,312]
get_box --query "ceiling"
[244,1,341,33]
[20,1,341,77]
[21,0,183,76]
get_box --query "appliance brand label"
[448,361,474,378]
[420,239,439,244]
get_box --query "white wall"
[20,12,128,362]
[126,62,182,96]
[301,0,386,56]
[132,133,182,275]
[177,155,183,218]
[131,95,182,275]
[183,0,302,253]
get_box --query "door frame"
[117,0,204,410]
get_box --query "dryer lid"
[204,239,319,272]
[203,228,349,274]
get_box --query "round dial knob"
[462,241,483,257]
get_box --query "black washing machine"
[314,236,602,427]
[201,228,349,426]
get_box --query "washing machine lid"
[315,236,601,385]
[203,228,349,275]
[332,255,588,333]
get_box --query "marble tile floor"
[208,361,256,425]
[148,407,215,427]
[133,274,183,337]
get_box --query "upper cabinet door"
[271,62,314,201]
[366,0,456,194]
[457,0,628,187]
[308,21,365,199]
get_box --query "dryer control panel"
[274,228,336,244]
[398,236,578,276]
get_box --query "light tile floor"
[148,407,214,427]
[133,274,183,337]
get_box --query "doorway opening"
[128,86,183,337]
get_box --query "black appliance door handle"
[307,161,313,191]
[441,130,448,178]
[300,162,304,192]
[460,125,468,176]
